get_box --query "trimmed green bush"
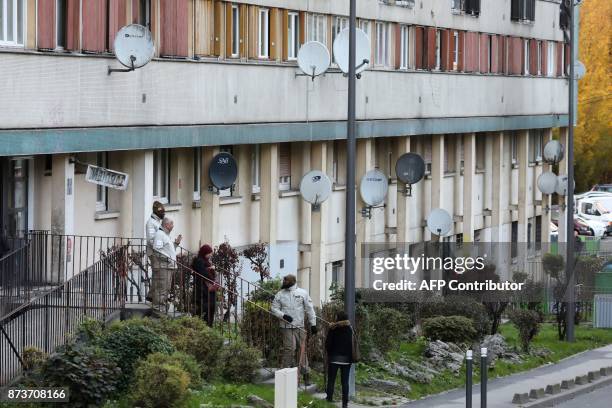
[21,347,47,372]
[132,353,191,408]
[220,339,262,383]
[420,295,491,338]
[366,305,413,353]
[422,316,478,343]
[140,352,201,387]
[509,309,542,352]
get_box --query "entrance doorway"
[1,158,29,238]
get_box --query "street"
[556,383,612,407]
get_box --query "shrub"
[249,278,282,303]
[40,343,120,407]
[220,339,262,383]
[420,295,491,338]
[140,352,201,388]
[76,317,104,342]
[241,302,282,367]
[509,309,541,352]
[132,353,191,408]
[422,316,478,343]
[21,347,47,372]
[365,305,412,353]
[96,319,175,386]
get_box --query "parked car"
[592,184,612,193]
[574,194,612,236]
[552,217,592,236]
[575,215,607,238]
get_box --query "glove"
[310,326,318,335]
[282,314,293,323]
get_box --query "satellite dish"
[209,152,238,191]
[300,170,333,207]
[360,169,388,207]
[571,60,586,80]
[297,41,331,78]
[333,28,371,74]
[543,140,564,164]
[113,24,155,69]
[427,208,453,236]
[555,175,571,196]
[396,153,426,185]
[537,171,559,195]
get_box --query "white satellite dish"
[360,169,388,207]
[297,41,331,79]
[543,140,565,165]
[111,24,155,73]
[427,208,453,236]
[537,171,559,195]
[556,175,570,196]
[333,28,371,75]
[299,170,333,209]
[571,60,586,80]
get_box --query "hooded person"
[145,201,165,302]
[192,244,218,327]
[271,274,317,371]
[325,311,356,408]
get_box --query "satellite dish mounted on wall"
[208,152,238,195]
[537,171,559,195]
[296,41,331,81]
[427,208,453,237]
[108,24,155,75]
[395,153,426,197]
[299,170,333,211]
[543,140,565,165]
[555,174,574,197]
[359,169,388,219]
[333,28,371,78]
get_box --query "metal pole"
[565,0,575,343]
[480,347,487,408]
[345,0,357,326]
[466,350,473,408]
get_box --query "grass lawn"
[355,323,612,401]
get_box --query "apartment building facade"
[0,0,572,304]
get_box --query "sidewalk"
[400,344,612,408]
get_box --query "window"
[0,0,25,46]
[423,136,432,175]
[138,0,151,29]
[434,30,441,70]
[530,130,543,163]
[252,145,261,194]
[56,0,67,49]
[287,11,299,60]
[307,13,327,44]
[535,215,542,250]
[453,31,459,70]
[358,20,371,40]
[220,146,235,197]
[456,233,463,248]
[547,42,555,76]
[258,8,269,58]
[487,35,493,73]
[193,148,201,202]
[96,152,108,212]
[523,39,530,75]
[452,0,480,16]
[476,135,485,171]
[332,16,348,44]
[231,5,239,57]
[444,137,456,174]
[511,0,535,23]
[511,221,518,259]
[153,149,170,203]
[511,133,518,165]
[375,22,390,67]
[278,143,291,191]
[451,0,464,14]
[332,261,343,284]
[400,25,409,69]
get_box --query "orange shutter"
[426,27,436,70]
[66,0,80,51]
[415,27,423,69]
[212,1,223,56]
[529,39,538,75]
[479,34,488,73]
[490,35,498,73]
[225,2,233,57]
[270,8,280,60]
[457,31,465,72]
[299,11,306,45]
[108,0,127,51]
[282,10,289,61]
[540,40,547,76]
[37,0,56,50]
[440,29,449,71]
[83,0,108,53]
[239,4,247,57]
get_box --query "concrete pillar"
[454,134,463,229]
[557,128,569,243]
[299,142,312,259]
[395,136,411,244]
[541,129,553,244]
[462,133,476,242]
[131,151,153,239]
[310,142,328,306]
[260,144,279,245]
[517,130,530,243]
[51,154,75,281]
[201,147,220,246]
[491,132,505,242]
[275,367,298,408]
[356,139,373,288]
[430,135,445,241]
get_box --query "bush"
[365,305,413,353]
[140,352,201,387]
[249,278,282,303]
[220,339,262,383]
[132,353,191,408]
[422,316,478,343]
[21,347,47,372]
[95,319,175,386]
[420,295,491,338]
[241,302,283,367]
[509,309,541,352]
[40,343,120,407]
[76,317,104,342]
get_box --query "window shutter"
[564,43,570,76]
[248,6,257,59]
[440,29,449,71]
[212,0,223,56]
[529,39,537,75]
[282,10,289,61]
[510,0,520,21]
[66,0,80,51]
[463,32,473,72]
[37,0,56,50]
[540,40,547,76]
[239,4,247,56]
[194,0,212,56]
[299,11,306,46]
[498,35,506,74]
[556,42,563,76]
[225,3,233,57]
[108,0,127,52]
[426,27,436,70]
[457,31,465,72]
[490,35,498,73]
[527,0,535,21]
[479,34,488,73]
[176,0,189,57]
[131,0,138,23]
[160,0,189,57]
[394,24,401,69]
[279,144,291,178]
[270,8,280,61]
[415,26,424,69]
[83,0,108,53]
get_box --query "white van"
[575,194,612,236]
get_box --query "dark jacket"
[325,320,354,364]
[193,257,217,292]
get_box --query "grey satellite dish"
[396,153,426,190]
[537,171,559,195]
[113,24,155,69]
[543,140,564,164]
[300,170,332,210]
[297,41,331,79]
[209,152,238,192]
[427,208,453,236]
[556,175,570,196]
[333,28,371,74]
[360,169,388,207]
[572,60,586,80]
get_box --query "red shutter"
[509,37,522,75]
[457,31,465,72]
[449,31,456,71]
[564,44,570,76]
[529,39,538,75]
[541,40,547,76]
[426,27,436,70]
[37,0,56,50]
[498,36,506,74]
[440,29,450,71]
[83,0,108,53]
[66,0,80,51]
[490,35,498,73]
[479,34,488,73]
[556,42,563,76]
[160,0,189,57]
[132,0,139,23]
[463,32,473,72]
[394,24,401,69]
[415,27,424,69]
[108,0,127,51]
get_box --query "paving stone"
[545,383,561,395]
[529,388,545,399]
[512,393,530,404]
[561,379,575,389]
[575,375,589,385]
[588,371,601,382]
